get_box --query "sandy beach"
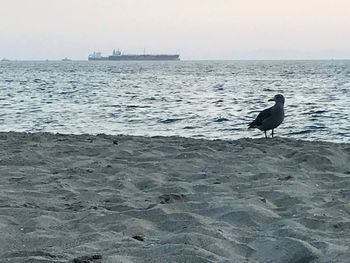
[0,131,349,262]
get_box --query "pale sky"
[1,0,350,60]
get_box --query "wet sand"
[0,132,349,262]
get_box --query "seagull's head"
[268,94,285,104]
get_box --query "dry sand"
[0,132,349,263]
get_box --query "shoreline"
[1,130,348,145]
[0,132,349,262]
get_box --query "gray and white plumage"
[248,94,285,138]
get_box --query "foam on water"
[0,60,349,142]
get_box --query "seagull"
[248,94,285,138]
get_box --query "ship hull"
[88,57,109,61]
[89,55,179,61]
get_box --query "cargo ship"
[88,50,180,61]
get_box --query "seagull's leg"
[264,131,267,138]
[272,129,274,138]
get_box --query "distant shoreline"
[2,58,350,62]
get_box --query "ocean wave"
[159,118,184,124]
[0,60,348,142]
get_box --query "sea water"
[0,60,349,142]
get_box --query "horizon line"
[2,58,350,62]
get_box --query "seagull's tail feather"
[248,120,257,129]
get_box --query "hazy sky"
[1,0,350,60]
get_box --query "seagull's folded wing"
[248,107,272,128]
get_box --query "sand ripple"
[0,132,349,262]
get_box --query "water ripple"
[0,60,349,143]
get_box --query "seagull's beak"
[268,98,275,102]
